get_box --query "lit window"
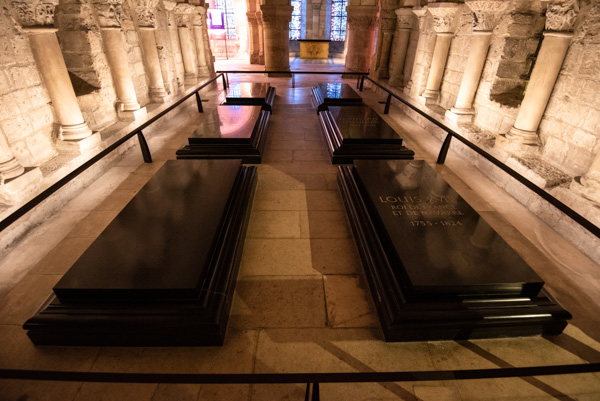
[215,0,236,39]
[330,0,347,41]
[290,0,302,40]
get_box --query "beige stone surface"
[323,274,377,328]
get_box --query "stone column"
[404,6,428,95]
[202,4,216,77]
[93,0,146,121]
[174,3,198,85]
[246,10,265,64]
[8,1,94,141]
[446,0,507,123]
[260,4,293,75]
[311,2,322,39]
[372,2,398,80]
[163,0,185,89]
[0,134,25,180]
[192,7,210,77]
[388,7,414,87]
[506,0,579,146]
[420,2,459,105]
[345,5,379,73]
[135,0,168,102]
[578,152,600,206]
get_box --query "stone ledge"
[506,156,573,189]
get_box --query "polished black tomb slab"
[176,105,269,164]
[24,159,257,346]
[311,82,363,112]
[319,105,415,164]
[221,82,275,111]
[337,159,570,341]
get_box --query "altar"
[299,39,330,59]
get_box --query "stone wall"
[0,5,55,167]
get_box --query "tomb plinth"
[312,83,363,112]
[221,82,275,111]
[318,105,415,164]
[176,105,270,164]
[24,160,257,346]
[299,39,330,59]
[337,159,570,341]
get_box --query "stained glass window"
[330,0,347,41]
[214,0,236,39]
[290,0,302,40]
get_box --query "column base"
[150,89,168,104]
[184,73,197,86]
[59,122,94,141]
[0,157,26,180]
[388,75,404,88]
[197,66,210,77]
[505,126,541,146]
[445,107,475,123]
[574,177,600,207]
[496,134,541,157]
[0,167,43,205]
[118,107,148,122]
[56,132,102,154]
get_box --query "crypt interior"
[0,0,600,399]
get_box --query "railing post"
[195,91,203,113]
[360,74,365,92]
[136,130,152,163]
[221,73,228,90]
[384,93,392,114]
[292,73,295,88]
[304,382,320,401]
[437,132,453,164]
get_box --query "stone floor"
[0,59,599,400]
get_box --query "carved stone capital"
[174,3,195,27]
[10,0,58,28]
[134,0,159,27]
[260,5,293,30]
[466,0,508,31]
[346,6,379,30]
[427,2,459,34]
[395,7,415,29]
[91,0,124,28]
[545,0,579,32]
[311,3,321,11]
[192,6,206,27]
[161,0,177,12]
[412,6,428,30]
[380,8,397,31]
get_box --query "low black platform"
[176,105,270,164]
[311,82,363,112]
[319,105,415,164]
[221,82,275,111]
[337,159,571,341]
[24,159,257,346]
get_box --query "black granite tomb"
[311,82,363,112]
[337,159,571,341]
[176,105,270,164]
[221,82,275,111]
[24,159,257,346]
[319,105,415,163]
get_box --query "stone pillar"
[8,1,93,142]
[311,2,322,39]
[260,4,293,75]
[372,2,399,79]
[446,0,507,123]
[92,0,146,121]
[420,2,459,105]
[506,0,579,146]
[202,4,216,77]
[578,152,600,206]
[174,3,198,85]
[388,7,414,87]
[247,10,265,64]
[345,5,379,73]
[192,7,210,77]
[0,134,25,180]
[163,0,185,89]
[404,6,428,95]
[135,0,168,102]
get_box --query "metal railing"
[217,69,368,89]
[0,74,225,233]
[358,74,600,239]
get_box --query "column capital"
[380,8,398,31]
[91,0,124,28]
[427,2,460,34]
[134,0,159,28]
[192,6,206,27]
[545,0,579,33]
[260,4,293,29]
[346,5,379,30]
[9,0,58,29]
[174,3,195,27]
[161,0,177,12]
[395,7,415,29]
[246,10,262,23]
[465,0,508,31]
